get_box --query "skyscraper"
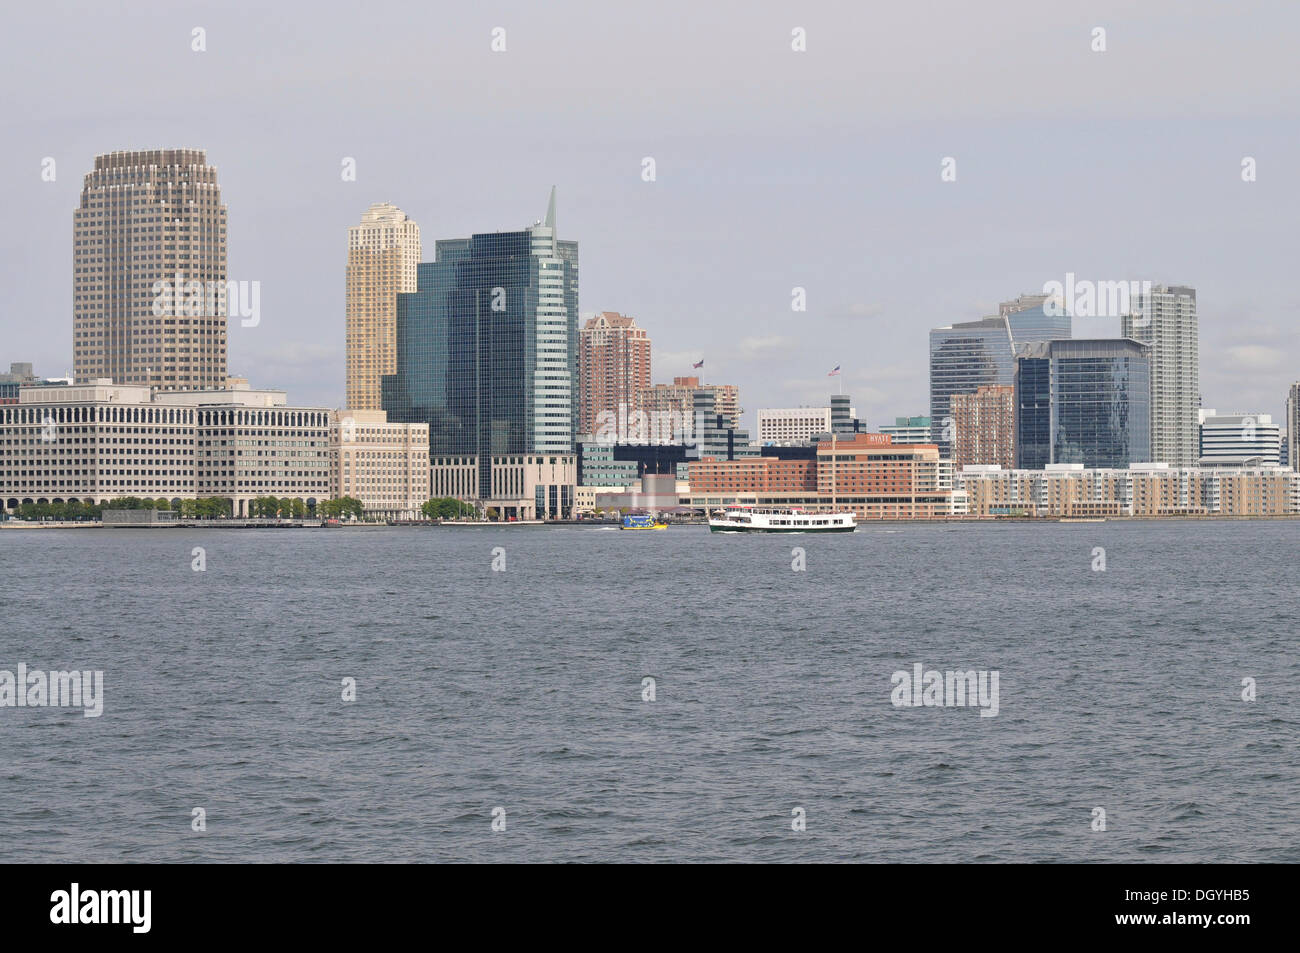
[951,384,1015,470]
[1288,383,1300,472]
[74,149,228,390]
[382,188,578,509]
[1121,285,1199,467]
[1015,339,1151,469]
[577,312,651,435]
[345,203,421,410]
[929,299,1070,458]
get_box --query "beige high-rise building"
[73,149,228,390]
[578,312,651,435]
[346,203,421,410]
[951,384,1015,470]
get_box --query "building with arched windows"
[0,380,333,517]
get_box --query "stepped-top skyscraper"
[578,312,651,436]
[346,203,421,410]
[383,188,578,503]
[73,149,227,390]
[1121,285,1199,467]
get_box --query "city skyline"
[20,144,1296,479]
[3,2,1297,434]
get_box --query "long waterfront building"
[960,462,1299,518]
[0,381,378,518]
[684,432,959,519]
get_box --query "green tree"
[320,497,364,520]
[420,497,476,520]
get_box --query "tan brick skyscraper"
[951,384,1015,470]
[346,203,421,410]
[74,149,228,390]
[578,312,651,434]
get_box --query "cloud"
[1224,345,1285,370]
[738,335,793,359]
[651,348,703,378]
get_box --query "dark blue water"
[1,521,1296,862]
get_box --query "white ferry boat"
[708,505,856,533]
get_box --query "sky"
[2,0,1298,432]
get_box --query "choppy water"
[0,520,1296,862]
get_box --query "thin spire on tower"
[544,185,557,230]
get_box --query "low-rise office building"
[332,409,429,519]
[428,454,576,519]
[757,406,835,445]
[1198,410,1281,467]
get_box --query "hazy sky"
[2,0,1298,431]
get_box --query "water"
[1,521,1296,863]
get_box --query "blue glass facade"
[1006,303,1071,346]
[382,211,578,496]
[929,306,1070,457]
[1014,339,1151,469]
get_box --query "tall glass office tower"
[382,189,578,495]
[929,297,1070,457]
[1015,339,1151,469]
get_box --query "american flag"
[693,359,704,368]
[828,365,841,376]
